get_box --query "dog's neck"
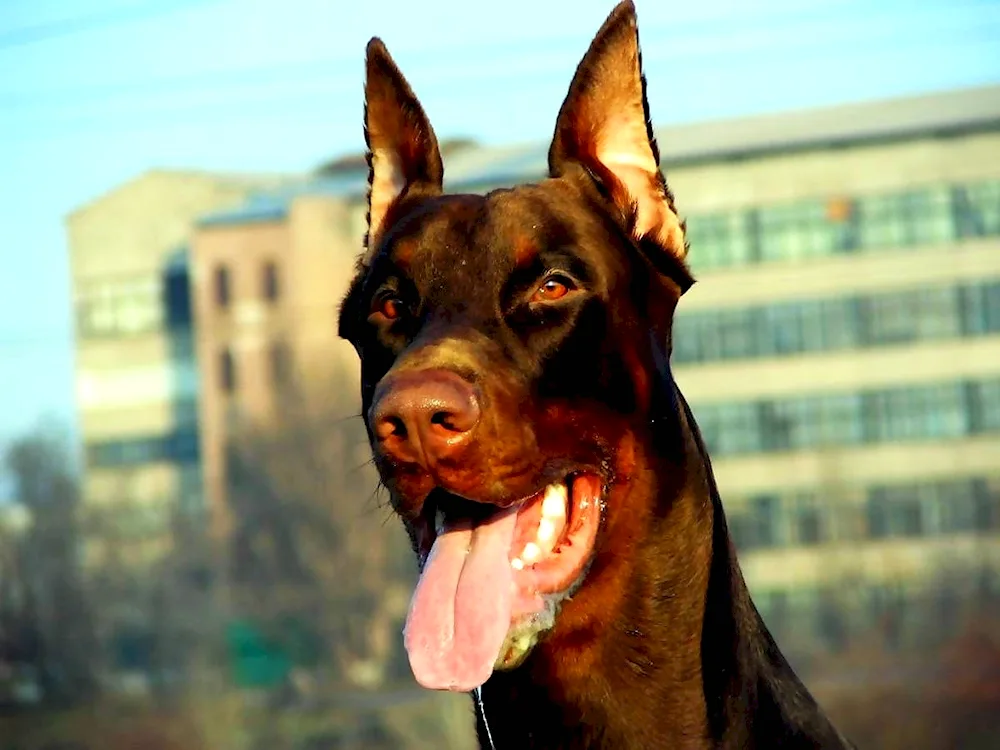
[472,392,849,750]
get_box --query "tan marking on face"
[394,238,418,267]
[513,234,538,269]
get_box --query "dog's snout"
[370,369,481,464]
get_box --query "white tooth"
[542,483,568,517]
[510,557,524,570]
[435,509,445,535]
[522,542,540,563]
[537,517,556,543]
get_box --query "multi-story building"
[66,169,290,566]
[189,175,368,543]
[186,140,492,544]
[69,86,1000,675]
[341,84,1000,659]
[664,84,1000,659]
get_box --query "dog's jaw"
[403,472,605,690]
[494,475,605,671]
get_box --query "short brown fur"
[339,3,856,748]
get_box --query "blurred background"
[1,0,999,748]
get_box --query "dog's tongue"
[403,507,518,691]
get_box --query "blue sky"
[0,0,998,449]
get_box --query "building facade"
[66,170,290,566]
[430,85,1000,658]
[189,179,367,542]
[68,85,1000,670]
[667,87,1000,658]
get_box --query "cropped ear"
[363,38,443,261]
[549,1,689,282]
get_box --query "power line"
[0,0,220,50]
[5,18,997,144]
[4,0,980,113]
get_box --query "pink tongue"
[403,508,518,691]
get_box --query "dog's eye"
[371,292,406,321]
[532,275,575,303]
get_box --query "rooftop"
[198,84,1000,228]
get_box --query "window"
[862,292,917,344]
[794,496,824,545]
[682,179,998,272]
[219,347,236,393]
[862,287,960,344]
[867,486,923,539]
[757,200,838,263]
[814,393,863,446]
[759,401,797,451]
[691,377,999,458]
[85,429,200,468]
[76,277,163,338]
[717,309,757,359]
[854,189,951,250]
[762,303,804,355]
[954,181,1000,239]
[819,298,861,351]
[937,479,979,534]
[164,266,192,329]
[214,265,231,309]
[695,402,760,456]
[967,379,1000,433]
[960,281,1000,335]
[973,479,999,532]
[686,212,755,271]
[671,313,703,363]
[727,496,785,549]
[751,495,784,547]
[867,383,967,442]
[903,187,954,246]
[263,261,280,302]
[671,281,999,366]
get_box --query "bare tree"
[223,375,414,691]
[3,427,96,705]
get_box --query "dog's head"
[339,0,695,692]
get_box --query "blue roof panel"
[198,171,369,227]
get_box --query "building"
[660,85,1000,657]
[186,139,496,544]
[189,173,369,543]
[313,84,999,659]
[66,169,291,567]
[68,85,1000,669]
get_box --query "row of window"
[729,476,1000,551]
[673,279,1000,364]
[754,567,1000,655]
[86,429,200,469]
[694,378,1000,457]
[686,179,1000,271]
[76,259,281,339]
[77,267,192,338]
[213,261,280,309]
[218,340,291,394]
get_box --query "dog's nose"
[370,369,481,465]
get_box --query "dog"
[338,2,856,747]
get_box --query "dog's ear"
[549,1,688,270]
[363,38,443,261]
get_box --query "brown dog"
[338,2,856,747]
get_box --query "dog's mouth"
[403,472,604,692]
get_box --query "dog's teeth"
[510,557,524,571]
[542,483,568,517]
[522,542,541,563]
[435,509,445,535]
[537,517,556,543]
